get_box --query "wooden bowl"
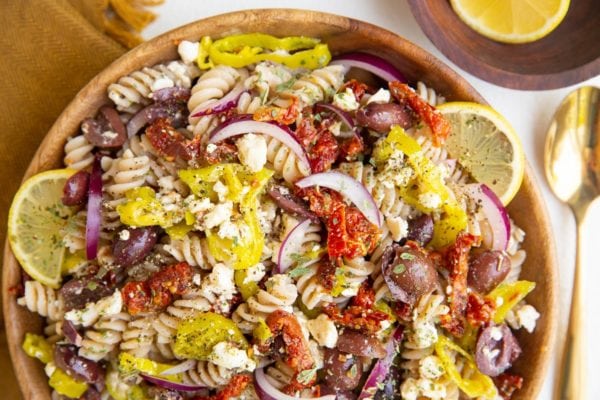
[2,9,558,399]
[408,0,600,90]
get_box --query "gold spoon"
[545,86,599,400]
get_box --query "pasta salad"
[11,33,539,400]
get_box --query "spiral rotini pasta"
[104,149,151,198]
[416,81,446,106]
[119,314,156,358]
[162,232,215,270]
[108,61,200,113]
[232,274,298,333]
[181,360,234,388]
[79,312,131,361]
[63,135,94,171]
[17,281,64,321]
[273,65,345,108]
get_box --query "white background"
[143,1,600,398]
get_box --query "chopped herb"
[400,252,415,261]
[275,78,296,92]
[86,281,98,291]
[393,263,406,274]
[313,112,322,122]
[348,363,359,378]
[288,266,311,278]
[296,367,317,385]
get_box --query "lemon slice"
[450,0,570,44]
[8,169,77,288]
[437,102,525,205]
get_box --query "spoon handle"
[559,220,586,400]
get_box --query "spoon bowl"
[544,85,600,400]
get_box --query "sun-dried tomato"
[202,142,238,165]
[389,81,450,146]
[493,373,524,400]
[123,262,193,315]
[440,232,477,337]
[392,300,413,322]
[193,374,251,400]
[466,291,495,328]
[317,258,336,291]
[122,281,153,316]
[146,118,192,160]
[324,281,389,334]
[301,188,380,261]
[253,96,301,125]
[338,133,364,162]
[295,107,320,148]
[266,310,314,372]
[340,79,373,102]
[308,128,339,173]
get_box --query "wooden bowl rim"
[407,0,600,90]
[1,8,558,399]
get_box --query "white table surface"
[144,1,600,398]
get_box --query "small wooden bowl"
[2,9,557,399]
[408,0,600,90]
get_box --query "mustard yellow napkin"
[0,1,161,396]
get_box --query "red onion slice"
[278,219,312,273]
[315,102,355,130]
[141,374,207,392]
[295,171,382,227]
[159,359,196,376]
[464,183,510,251]
[357,326,404,400]
[191,70,249,117]
[254,368,335,400]
[209,115,311,173]
[85,156,102,260]
[330,52,407,83]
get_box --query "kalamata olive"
[60,276,113,311]
[62,171,90,206]
[61,319,83,346]
[80,387,102,400]
[337,329,387,359]
[468,250,511,293]
[323,348,363,391]
[320,385,357,400]
[268,186,319,223]
[147,387,184,400]
[81,106,126,148]
[475,324,522,377]
[113,226,159,267]
[54,344,105,384]
[381,243,438,305]
[356,103,414,133]
[407,214,434,246]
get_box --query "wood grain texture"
[408,0,600,90]
[1,9,558,399]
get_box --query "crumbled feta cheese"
[44,362,57,378]
[257,200,277,235]
[386,216,408,241]
[208,342,256,371]
[151,76,174,92]
[516,304,540,333]
[236,133,267,172]
[217,220,240,240]
[366,88,391,104]
[417,378,446,399]
[119,230,130,241]
[419,355,445,379]
[332,88,360,111]
[244,263,266,284]
[204,201,233,229]
[101,130,118,140]
[213,180,229,202]
[206,143,217,153]
[418,192,442,209]
[178,40,199,64]
[200,263,236,313]
[489,326,503,341]
[411,320,438,349]
[307,314,338,348]
[400,377,420,400]
[187,197,213,214]
[193,273,202,286]
[65,290,123,327]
